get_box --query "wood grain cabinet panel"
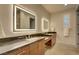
[2,39,45,55]
[29,42,38,55]
[29,39,45,55]
[3,48,22,55]
[17,46,30,55]
[45,34,56,47]
[38,39,45,55]
[3,45,30,55]
[51,35,56,46]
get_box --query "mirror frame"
[41,17,49,32]
[13,5,37,32]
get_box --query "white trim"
[14,5,37,32]
[41,17,49,32]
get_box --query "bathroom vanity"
[30,32,56,48]
[1,37,45,55]
[0,32,56,55]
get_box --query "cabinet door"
[38,39,45,55]
[51,35,56,46]
[29,39,45,55]
[29,42,38,55]
[17,45,30,55]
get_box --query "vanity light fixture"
[13,5,37,32]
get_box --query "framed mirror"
[41,17,49,32]
[13,5,37,32]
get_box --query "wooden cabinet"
[2,39,45,55]
[3,45,30,55]
[45,37,52,47]
[17,46,30,55]
[38,39,45,55]
[45,34,56,47]
[29,41,38,55]
[29,39,45,55]
[51,34,56,46]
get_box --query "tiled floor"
[45,43,79,55]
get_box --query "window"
[64,15,70,36]
[64,15,70,28]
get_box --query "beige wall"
[50,8,77,46]
[0,4,50,37]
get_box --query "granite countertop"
[0,37,44,54]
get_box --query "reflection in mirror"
[14,5,36,31]
[43,20,49,29]
[41,18,49,32]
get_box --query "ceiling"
[42,4,76,14]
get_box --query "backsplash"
[0,35,26,43]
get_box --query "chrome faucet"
[27,35,31,39]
